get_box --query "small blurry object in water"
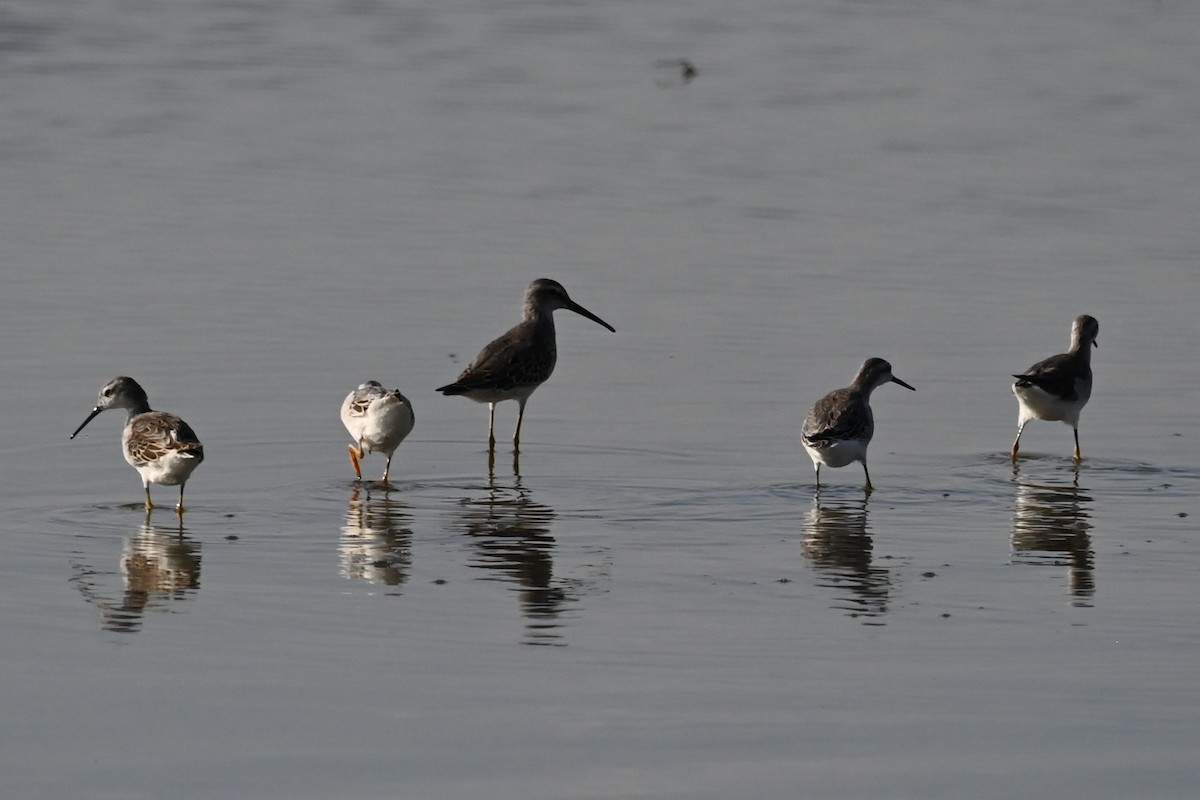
[655,58,696,86]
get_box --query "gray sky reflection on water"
[2,0,1200,798]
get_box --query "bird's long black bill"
[892,377,916,391]
[70,407,103,439]
[568,302,616,332]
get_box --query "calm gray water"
[3,1,1199,798]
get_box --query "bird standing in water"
[70,376,205,513]
[340,381,414,484]
[437,278,615,452]
[1011,314,1098,464]
[802,358,915,493]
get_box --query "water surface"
[2,1,1199,798]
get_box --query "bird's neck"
[125,402,152,419]
[524,304,556,327]
[847,380,875,398]
[1070,339,1094,362]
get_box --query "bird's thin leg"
[1073,428,1082,464]
[176,484,186,515]
[1011,422,1027,462]
[513,399,527,452]
[862,463,874,494]
[347,443,363,480]
[487,403,497,451]
[142,481,155,511]
[814,464,821,490]
[381,455,393,485]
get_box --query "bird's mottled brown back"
[126,412,205,467]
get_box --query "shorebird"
[1011,314,1098,463]
[437,278,615,452]
[340,381,415,484]
[802,358,915,492]
[70,376,205,513]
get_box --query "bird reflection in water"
[801,495,891,622]
[454,459,566,645]
[72,510,202,633]
[340,486,413,588]
[1011,467,1095,604]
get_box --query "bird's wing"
[128,412,205,465]
[439,322,550,393]
[802,390,870,446]
[1013,353,1088,401]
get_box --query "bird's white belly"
[461,384,539,405]
[1013,381,1089,425]
[804,438,868,468]
[127,449,201,486]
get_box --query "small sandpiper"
[340,381,414,484]
[802,358,915,492]
[1011,314,1098,464]
[437,278,615,452]
[70,376,205,513]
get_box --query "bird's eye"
[103,388,113,397]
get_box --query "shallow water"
[3,1,1200,798]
